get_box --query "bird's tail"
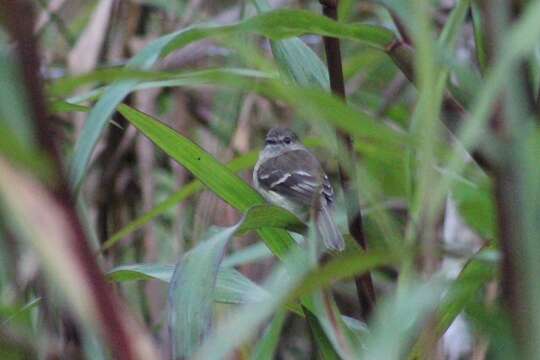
[316,206,345,252]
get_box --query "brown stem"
[319,0,376,319]
[385,38,493,170]
[0,1,156,359]
[479,0,536,353]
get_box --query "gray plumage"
[253,128,344,251]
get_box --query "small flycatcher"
[253,127,344,251]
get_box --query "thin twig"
[319,0,376,319]
[389,10,413,45]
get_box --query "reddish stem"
[319,0,376,319]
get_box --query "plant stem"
[0,1,157,359]
[319,0,376,319]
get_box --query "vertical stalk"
[319,0,376,319]
[479,0,539,355]
[0,1,157,359]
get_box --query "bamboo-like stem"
[319,0,376,319]
[0,1,157,359]
[479,0,537,354]
[385,14,492,170]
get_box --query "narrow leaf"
[101,151,259,252]
[68,9,396,189]
[107,264,270,305]
[251,310,287,360]
[169,225,237,359]
[236,204,307,235]
[117,103,298,258]
[304,306,341,360]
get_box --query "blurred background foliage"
[0,0,539,359]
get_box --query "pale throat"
[260,143,306,160]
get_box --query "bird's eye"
[266,139,276,145]
[283,137,291,144]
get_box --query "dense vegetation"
[1,0,539,359]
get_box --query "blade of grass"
[107,264,266,304]
[304,306,341,360]
[250,310,287,360]
[168,199,310,359]
[169,225,238,359]
[194,248,391,359]
[428,0,540,244]
[68,9,396,190]
[100,150,258,252]
[117,104,299,258]
[408,248,498,359]
[50,68,275,97]
[251,0,330,89]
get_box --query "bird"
[253,127,344,252]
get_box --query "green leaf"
[67,9,396,190]
[408,248,498,359]
[168,201,308,359]
[49,100,90,113]
[271,39,330,89]
[194,248,389,359]
[436,249,497,335]
[451,173,495,239]
[106,264,270,305]
[0,297,41,328]
[222,241,272,268]
[304,306,341,360]
[101,150,259,252]
[50,68,275,97]
[432,0,540,220]
[107,264,175,283]
[285,250,392,302]
[0,51,35,149]
[68,29,186,190]
[438,0,471,49]
[362,280,444,360]
[251,310,287,360]
[101,181,202,252]
[117,103,298,259]
[107,76,406,147]
[251,0,329,90]
[236,204,307,235]
[215,268,270,305]
[470,2,487,74]
[169,226,238,359]
[118,104,260,211]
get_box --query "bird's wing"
[256,149,334,207]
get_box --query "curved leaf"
[101,150,259,252]
[251,310,287,360]
[117,103,298,258]
[107,264,175,283]
[67,9,396,189]
[50,68,275,97]
[304,306,341,360]
[236,204,307,235]
[106,264,270,305]
[118,104,261,211]
[168,202,306,359]
[194,248,390,359]
[407,248,498,359]
[169,226,237,359]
